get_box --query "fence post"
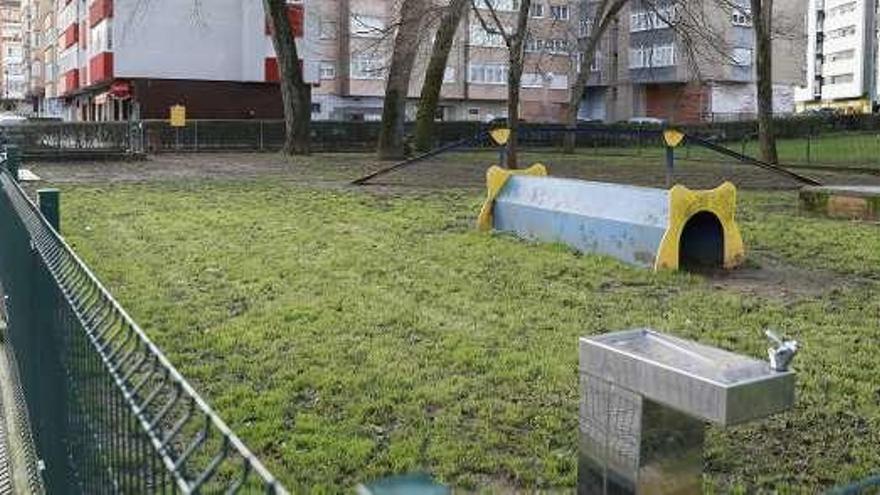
[806,132,811,165]
[194,120,199,152]
[259,121,265,151]
[37,189,60,232]
[5,144,20,181]
[665,145,674,188]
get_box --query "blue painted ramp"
[494,177,669,267]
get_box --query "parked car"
[0,114,26,125]
[487,117,527,127]
[626,117,667,126]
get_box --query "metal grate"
[0,160,288,493]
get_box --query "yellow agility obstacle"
[478,166,745,271]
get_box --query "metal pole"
[665,145,674,188]
[259,121,265,151]
[37,188,60,232]
[806,133,811,164]
[194,120,199,152]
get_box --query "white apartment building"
[796,0,878,113]
[56,0,315,121]
[1,0,26,103]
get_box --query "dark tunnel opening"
[678,211,724,271]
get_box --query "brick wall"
[645,83,707,124]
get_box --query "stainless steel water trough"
[579,329,796,494]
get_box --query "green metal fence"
[0,150,288,493]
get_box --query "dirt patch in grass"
[26,150,880,192]
[702,251,869,300]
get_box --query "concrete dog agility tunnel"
[477,165,745,271]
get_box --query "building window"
[525,37,543,52]
[319,20,337,39]
[521,73,544,88]
[577,52,602,72]
[827,25,856,39]
[827,49,855,62]
[731,47,752,66]
[350,14,384,38]
[319,61,336,79]
[547,38,569,54]
[828,73,854,85]
[630,6,675,32]
[579,18,591,37]
[443,67,456,82]
[469,21,505,47]
[468,107,480,115]
[827,1,856,18]
[478,0,520,11]
[629,43,675,69]
[350,55,385,79]
[550,4,570,20]
[530,3,544,17]
[468,63,508,84]
[311,103,321,114]
[731,8,752,26]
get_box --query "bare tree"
[750,0,778,163]
[413,0,470,152]
[264,0,311,155]
[472,0,533,168]
[563,0,628,153]
[377,0,429,160]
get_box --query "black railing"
[0,150,287,493]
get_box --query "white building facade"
[56,0,315,121]
[796,0,878,113]
[1,0,26,103]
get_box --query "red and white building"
[56,0,315,121]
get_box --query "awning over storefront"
[109,80,132,100]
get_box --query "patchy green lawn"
[57,179,880,493]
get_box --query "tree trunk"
[504,0,532,169]
[265,0,311,155]
[413,0,468,152]
[751,0,778,163]
[507,55,522,169]
[377,0,426,160]
[564,0,626,153]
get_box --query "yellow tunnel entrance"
[678,211,724,271]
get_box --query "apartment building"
[579,0,806,123]
[795,0,877,113]
[56,0,315,121]
[21,0,60,115]
[0,0,25,104]
[306,0,576,122]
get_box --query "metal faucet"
[765,329,799,372]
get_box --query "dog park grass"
[53,169,880,493]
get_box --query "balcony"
[62,23,78,49]
[88,52,113,85]
[89,0,113,27]
[64,68,80,94]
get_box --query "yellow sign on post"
[169,105,187,127]
[663,129,685,148]
[489,128,511,146]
